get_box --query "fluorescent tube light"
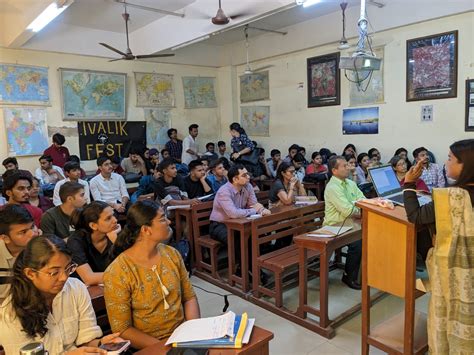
[296,0,322,8]
[27,1,70,32]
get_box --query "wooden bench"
[88,285,111,334]
[251,203,325,308]
[255,190,270,208]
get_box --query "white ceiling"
[1,0,473,68]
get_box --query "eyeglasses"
[33,263,78,278]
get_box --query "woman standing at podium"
[403,139,474,354]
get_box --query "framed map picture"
[466,79,474,131]
[0,63,50,105]
[240,106,270,136]
[307,52,340,107]
[240,71,270,103]
[406,31,458,101]
[182,77,217,108]
[59,68,127,120]
[135,72,175,107]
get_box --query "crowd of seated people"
[0,125,461,353]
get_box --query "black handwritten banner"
[78,121,146,160]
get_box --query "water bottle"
[19,342,48,355]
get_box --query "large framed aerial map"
[182,77,217,109]
[3,107,49,156]
[59,68,126,120]
[0,63,50,105]
[135,72,175,107]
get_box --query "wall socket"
[421,105,433,122]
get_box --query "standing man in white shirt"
[89,156,129,214]
[181,124,200,166]
[52,161,91,206]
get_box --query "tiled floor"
[190,270,429,355]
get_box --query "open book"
[295,196,319,205]
[307,225,353,238]
[166,311,254,349]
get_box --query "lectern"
[356,201,428,355]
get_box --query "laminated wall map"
[59,68,126,120]
[0,64,49,105]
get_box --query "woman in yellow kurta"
[103,200,200,350]
[403,139,474,354]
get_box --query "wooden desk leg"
[297,246,308,318]
[361,212,369,355]
[240,226,249,292]
[175,211,182,242]
[227,227,235,287]
[319,251,329,328]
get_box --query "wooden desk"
[134,326,274,355]
[356,202,428,355]
[303,181,326,201]
[88,285,110,331]
[223,205,300,293]
[293,223,383,338]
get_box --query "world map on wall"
[60,68,126,119]
[0,64,50,105]
[240,71,270,103]
[145,108,170,147]
[240,106,270,137]
[3,107,49,156]
[135,72,175,107]
[182,77,217,108]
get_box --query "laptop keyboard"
[389,194,405,204]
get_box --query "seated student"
[199,156,210,174]
[254,148,272,180]
[217,140,230,160]
[342,143,357,157]
[67,201,119,286]
[0,235,123,354]
[165,128,183,163]
[203,142,219,162]
[131,165,161,203]
[1,157,33,179]
[0,205,38,303]
[269,162,307,208]
[153,158,199,208]
[35,154,65,185]
[394,147,412,169]
[306,151,328,175]
[146,148,160,174]
[183,160,212,199]
[298,146,309,167]
[368,148,382,168]
[283,144,299,163]
[209,164,270,251]
[268,149,282,178]
[43,133,70,168]
[67,155,87,179]
[344,154,359,183]
[121,147,148,176]
[95,156,124,175]
[90,156,130,214]
[161,148,171,160]
[104,201,200,349]
[41,182,87,239]
[324,156,365,290]
[53,161,91,206]
[29,177,54,212]
[2,171,42,227]
[292,153,306,183]
[412,146,446,191]
[207,158,228,193]
[390,155,429,193]
[355,153,371,184]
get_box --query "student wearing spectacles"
[269,162,307,209]
[0,234,124,354]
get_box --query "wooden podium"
[356,201,428,355]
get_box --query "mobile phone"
[99,340,131,354]
[166,348,209,355]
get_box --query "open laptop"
[368,165,431,206]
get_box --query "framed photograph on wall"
[466,79,474,131]
[406,30,458,101]
[307,52,340,107]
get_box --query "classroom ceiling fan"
[242,26,274,75]
[211,0,250,25]
[99,4,175,62]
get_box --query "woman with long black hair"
[229,122,259,176]
[269,161,307,208]
[0,234,122,354]
[104,201,200,350]
[403,139,474,354]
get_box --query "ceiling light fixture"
[27,1,71,32]
[296,0,323,8]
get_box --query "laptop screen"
[368,165,402,197]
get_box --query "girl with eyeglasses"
[269,161,307,209]
[103,201,200,350]
[0,234,123,354]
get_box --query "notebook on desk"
[368,165,431,207]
